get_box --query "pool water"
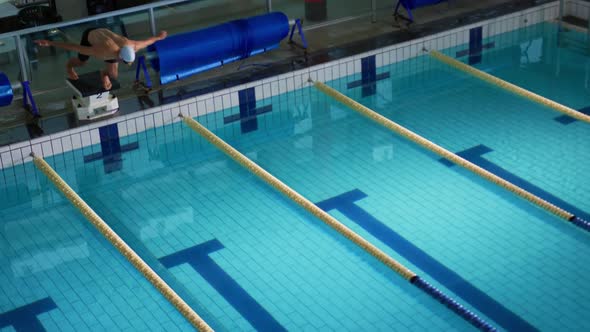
[1,20,589,332]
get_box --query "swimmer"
[35,28,167,90]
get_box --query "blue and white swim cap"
[119,45,136,63]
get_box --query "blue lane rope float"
[429,50,590,124]
[571,217,590,232]
[179,113,497,331]
[31,154,214,332]
[311,80,590,234]
[411,276,496,331]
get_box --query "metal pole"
[266,0,272,13]
[371,0,377,23]
[14,35,28,82]
[558,0,564,31]
[149,7,157,36]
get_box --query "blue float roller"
[0,72,13,106]
[149,12,290,85]
[395,0,448,22]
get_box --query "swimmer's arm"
[34,40,98,56]
[131,31,167,50]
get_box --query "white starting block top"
[66,71,120,121]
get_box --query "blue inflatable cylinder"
[150,12,289,85]
[0,72,13,107]
[404,0,446,9]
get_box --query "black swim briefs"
[78,27,117,63]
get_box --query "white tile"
[346,61,355,77]
[31,143,43,159]
[319,68,328,83]
[1,151,12,169]
[254,85,264,101]
[51,139,63,155]
[221,94,232,110]
[71,133,83,150]
[189,101,199,117]
[90,129,101,146]
[41,141,53,158]
[19,146,32,163]
[353,60,361,75]
[308,70,318,82]
[80,130,92,148]
[10,150,22,166]
[375,53,384,67]
[117,121,128,137]
[205,99,215,115]
[324,66,334,82]
[196,100,207,117]
[61,136,73,153]
[153,111,164,127]
[286,77,295,92]
[262,82,271,99]
[278,79,287,94]
[135,117,146,133]
[270,81,279,98]
[162,108,174,125]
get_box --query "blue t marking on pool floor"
[347,55,390,97]
[159,239,286,332]
[455,26,494,63]
[555,106,590,124]
[440,144,590,221]
[316,189,537,332]
[224,88,273,134]
[83,123,139,174]
[0,297,57,331]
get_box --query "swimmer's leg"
[100,61,118,90]
[66,56,87,80]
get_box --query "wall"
[55,0,88,21]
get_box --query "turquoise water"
[1,20,590,332]
[0,163,196,331]
[219,79,590,330]
[0,123,471,331]
[357,22,590,216]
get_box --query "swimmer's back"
[87,29,129,59]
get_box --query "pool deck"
[0,0,551,147]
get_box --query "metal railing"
[0,0,380,84]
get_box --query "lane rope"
[31,154,214,332]
[429,50,590,124]
[311,80,590,233]
[180,114,496,331]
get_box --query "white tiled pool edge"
[0,0,574,170]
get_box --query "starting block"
[67,71,120,121]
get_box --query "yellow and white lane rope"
[312,80,574,222]
[31,154,213,332]
[429,50,590,124]
[179,114,415,280]
[180,114,497,331]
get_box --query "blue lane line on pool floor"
[83,123,139,174]
[347,55,390,98]
[439,144,590,221]
[316,189,537,332]
[223,87,273,134]
[0,297,57,331]
[555,106,590,124]
[159,239,286,332]
[455,26,495,65]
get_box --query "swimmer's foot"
[102,75,112,90]
[67,67,78,80]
